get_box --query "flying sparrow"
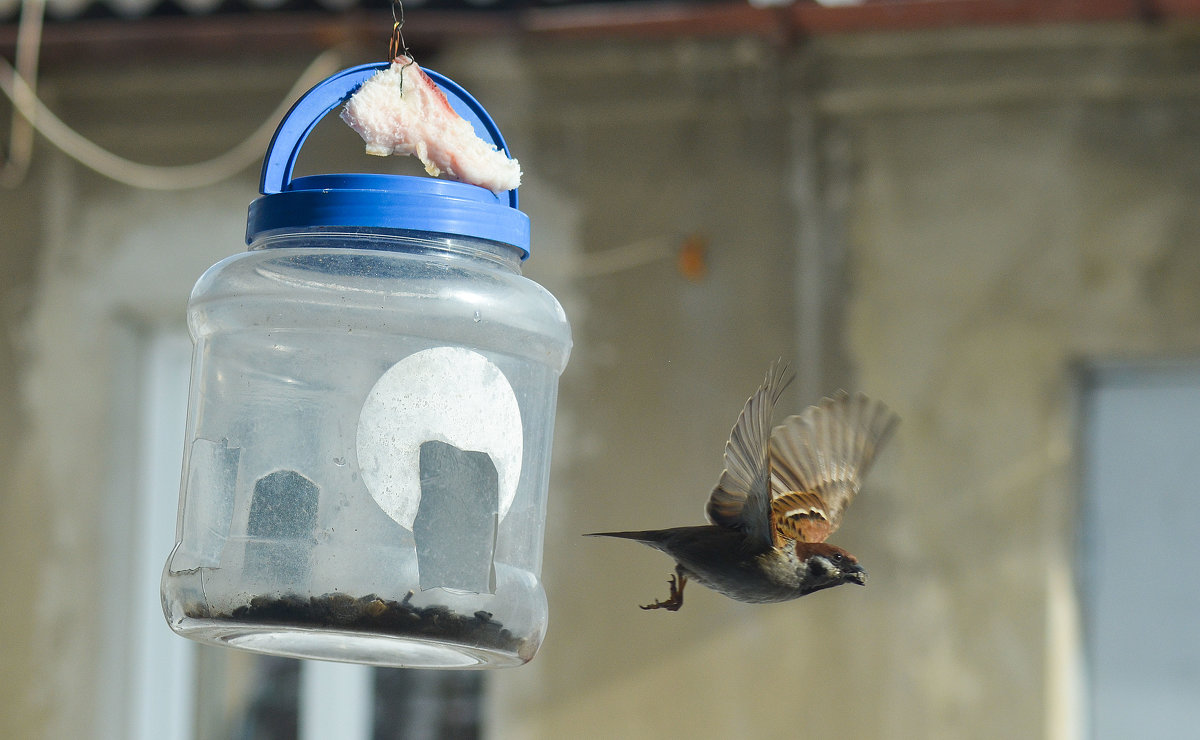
[588,360,898,611]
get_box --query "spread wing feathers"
[768,391,899,543]
[705,360,796,551]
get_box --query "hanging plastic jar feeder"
[160,63,572,669]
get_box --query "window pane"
[1082,364,1200,739]
[373,669,482,740]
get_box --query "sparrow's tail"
[583,529,670,544]
[584,526,722,555]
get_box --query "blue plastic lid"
[246,62,530,259]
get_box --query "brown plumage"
[588,360,899,611]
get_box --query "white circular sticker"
[356,347,523,530]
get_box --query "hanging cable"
[1,0,44,187]
[0,29,343,190]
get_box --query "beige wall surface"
[3,22,1199,740]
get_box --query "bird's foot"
[639,570,687,612]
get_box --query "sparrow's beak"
[844,565,867,586]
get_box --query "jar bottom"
[173,617,532,668]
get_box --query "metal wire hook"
[389,0,416,92]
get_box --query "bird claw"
[639,570,687,611]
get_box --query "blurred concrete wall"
[2,21,1199,739]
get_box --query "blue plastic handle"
[259,61,518,210]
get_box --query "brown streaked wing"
[705,360,795,552]
[768,391,899,542]
[769,491,832,544]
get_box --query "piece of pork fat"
[340,57,522,194]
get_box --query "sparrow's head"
[796,542,867,594]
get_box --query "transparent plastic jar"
[161,64,571,668]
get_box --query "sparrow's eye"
[829,553,844,564]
